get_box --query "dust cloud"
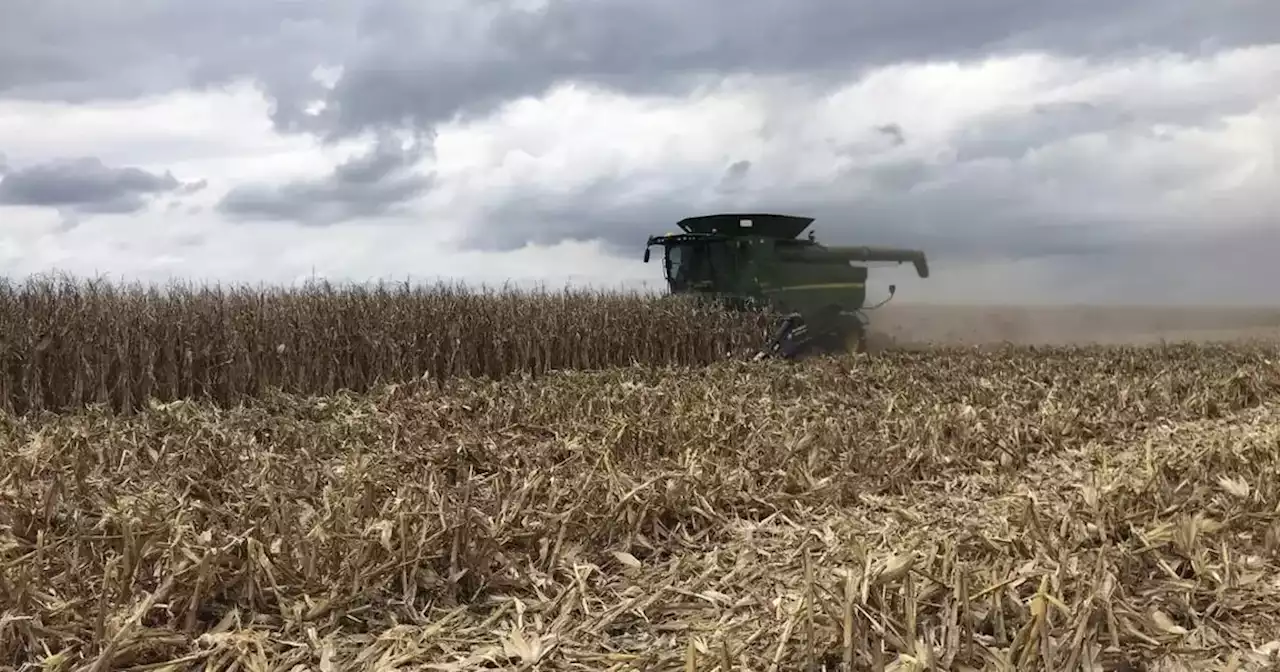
[865,304,1280,349]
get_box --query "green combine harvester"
[643,213,929,359]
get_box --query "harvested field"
[4,342,1280,669]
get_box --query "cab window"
[666,243,712,288]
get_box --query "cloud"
[0,1,1276,306]
[269,0,1280,138]
[0,156,202,215]
[217,131,434,225]
[0,207,653,293]
[2,0,1276,140]
[0,2,358,105]
[439,47,1278,263]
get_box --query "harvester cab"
[643,213,929,359]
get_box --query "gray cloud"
[296,0,1280,137]
[0,157,198,214]
[464,160,1141,265]
[0,0,1275,306]
[952,103,1131,163]
[460,157,1277,305]
[0,1,358,104]
[217,132,434,224]
[876,125,906,147]
[717,160,751,194]
[1,0,1275,140]
[458,74,1274,263]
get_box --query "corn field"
[0,276,771,414]
[3,335,1280,668]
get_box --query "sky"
[0,0,1276,305]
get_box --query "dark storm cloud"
[216,133,434,224]
[301,0,1280,137]
[1,0,1275,139]
[0,1,359,105]
[0,157,198,214]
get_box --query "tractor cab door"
[665,241,712,291]
[662,238,742,293]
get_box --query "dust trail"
[866,304,1280,348]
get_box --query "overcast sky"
[0,0,1276,304]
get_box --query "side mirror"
[643,248,651,263]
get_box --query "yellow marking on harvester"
[762,282,866,292]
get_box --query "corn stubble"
[4,336,1280,670]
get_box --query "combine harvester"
[643,213,930,359]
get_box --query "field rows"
[3,343,1280,669]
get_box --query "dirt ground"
[871,303,1280,347]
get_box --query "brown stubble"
[2,343,1280,668]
